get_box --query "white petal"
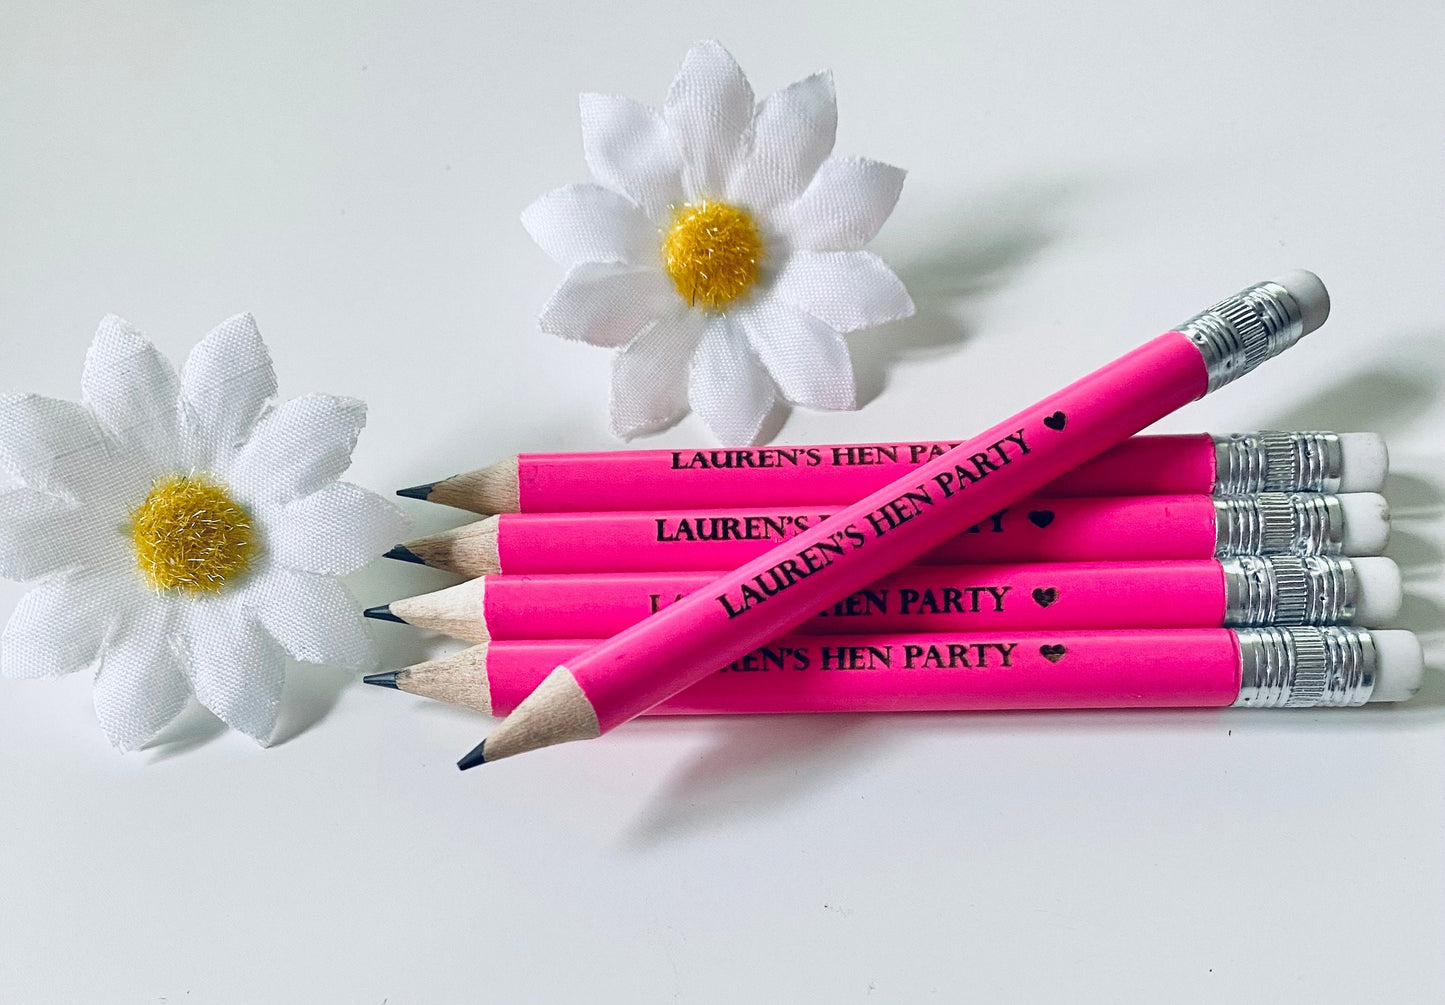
[227,394,365,505]
[181,313,277,472]
[729,72,836,210]
[179,599,286,743]
[688,318,776,445]
[81,315,182,474]
[540,263,679,348]
[778,157,906,251]
[1,570,126,679]
[0,488,90,580]
[247,567,374,670]
[521,184,659,268]
[734,299,855,411]
[92,599,190,751]
[579,93,685,223]
[0,393,119,502]
[769,250,915,332]
[265,482,409,576]
[608,306,705,438]
[663,41,755,199]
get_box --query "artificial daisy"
[523,40,915,445]
[0,315,407,750]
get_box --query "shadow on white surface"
[1390,527,1443,573]
[617,705,1233,851]
[846,175,1086,408]
[620,686,1445,850]
[621,713,888,850]
[142,699,229,761]
[1387,472,1444,664]
[270,665,360,748]
[1388,472,1445,521]
[1266,367,1441,436]
[1262,330,1445,444]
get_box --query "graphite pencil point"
[362,671,400,689]
[385,579,491,643]
[385,645,494,713]
[363,604,407,624]
[404,461,520,514]
[382,544,426,564]
[389,518,501,577]
[457,740,487,771]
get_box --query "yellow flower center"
[129,473,256,593]
[661,200,763,309]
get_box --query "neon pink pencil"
[399,555,1395,642]
[473,492,1384,575]
[400,430,1386,513]
[463,272,1331,766]
[385,628,1418,718]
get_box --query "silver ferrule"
[1212,431,1345,494]
[1176,280,1309,392]
[1232,627,1375,707]
[1220,555,1356,626]
[1213,493,1342,557]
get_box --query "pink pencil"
[462,272,1333,766]
[377,628,1422,718]
[372,556,1402,643]
[398,430,1387,514]
[415,492,1389,576]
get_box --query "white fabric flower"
[523,40,915,445]
[0,315,408,750]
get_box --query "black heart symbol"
[1043,411,1067,431]
[1040,644,1067,663]
[1028,510,1055,528]
[1032,587,1059,608]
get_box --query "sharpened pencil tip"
[363,604,406,624]
[362,671,399,689]
[457,740,487,771]
[382,544,425,564]
[396,482,435,500]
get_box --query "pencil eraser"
[1336,433,1389,493]
[1367,630,1423,702]
[1271,269,1330,335]
[1338,492,1390,556]
[1349,557,1402,625]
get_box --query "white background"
[3,3,1444,1002]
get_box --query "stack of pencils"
[366,430,1421,719]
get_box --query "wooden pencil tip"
[363,604,407,624]
[382,544,425,564]
[396,482,436,501]
[457,740,487,771]
[362,671,400,689]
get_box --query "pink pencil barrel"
[571,333,1211,732]
[483,630,1242,717]
[481,561,1227,639]
[493,494,1219,574]
[517,434,1218,510]
[468,276,1330,764]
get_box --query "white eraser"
[1338,492,1390,556]
[1337,433,1389,493]
[1271,269,1330,335]
[1349,557,1402,626]
[1368,630,1423,702]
